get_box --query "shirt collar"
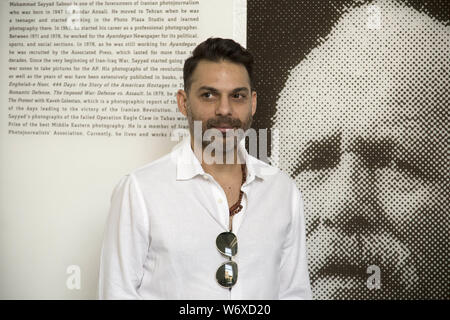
[175,135,267,182]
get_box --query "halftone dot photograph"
[248,0,449,299]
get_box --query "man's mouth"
[308,227,419,291]
[216,128,233,133]
[211,126,235,134]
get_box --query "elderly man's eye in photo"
[389,158,428,181]
[294,134,341,174]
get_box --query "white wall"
[0,0,246,299]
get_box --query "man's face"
[273,1,449,299]
[177,60,256,157]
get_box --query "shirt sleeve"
[279,184,313,300]
[98,174,150,300]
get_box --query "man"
[98,38,312,299]
[272,0,449,299]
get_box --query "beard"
[186,106,253,162]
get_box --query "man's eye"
[293,135,342,176]
[391,159,425,180]
[232,93,246,99]
[201,92,213,98]
[294,147,341,175]
[307,149,340,171]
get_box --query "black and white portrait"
[248,0,449,299]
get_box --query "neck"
[201,159,242,178]
[190,137,245,178]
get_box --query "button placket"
[207,176,232,230]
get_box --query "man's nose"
[215,96,233,116]
[321,152,383,234]
[339,152,374,201]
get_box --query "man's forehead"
[273,0,449,174]
[274,0,449,141]
[190,60,251,91]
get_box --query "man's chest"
[220,182,242,208]
[143,183,289,245]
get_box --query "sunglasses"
[215,232,238,288]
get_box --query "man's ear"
[177,89,188,116]
[251,90,257,116]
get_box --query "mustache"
[308,225,419,289]
[206,117,242,129]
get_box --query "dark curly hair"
[183,37,255,93]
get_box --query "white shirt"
[98,136,312,300]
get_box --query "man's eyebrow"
[231,87,250,94]
[351,137,397,165]
[196,86,250,94]
[197,86,219,93]
[292,133,341,176]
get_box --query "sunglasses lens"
[216,232,238,257]
[216,261,238,288]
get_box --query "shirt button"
[218,198,223,204]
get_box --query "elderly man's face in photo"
[273,0,449,299]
